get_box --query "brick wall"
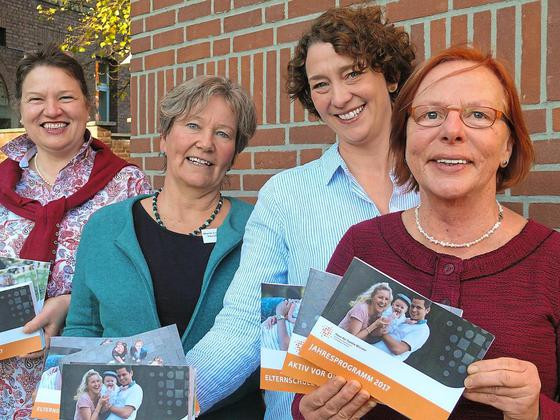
[130,0,560,229]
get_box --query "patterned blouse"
[0,131,152,419]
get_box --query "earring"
[159,151,166,158]
[388,83,398,93]
[500,159,509,168]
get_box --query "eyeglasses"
[410,105,509,129]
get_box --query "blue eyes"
[185,123,231,139]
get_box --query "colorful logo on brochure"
[321,326,333,338]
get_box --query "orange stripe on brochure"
[282,352,332,386]
[31,402,60,420]
[0,336,43,361]
[300,335,451,420]
[260,367,317,393]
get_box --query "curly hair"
[286,5,415,118]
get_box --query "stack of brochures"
[0,256,50,360]
[32,325,196,420]
[260,258,495,420]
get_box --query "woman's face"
[405,60,512,202]
[19,65,89,158]
[371,289,391,314]
[87,374,102,395]
[115,342,124,353]
[305,42,395,148]
[161,95,237,194]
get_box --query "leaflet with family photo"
[31,325,187,420]
[0,281,44,360]
[59,362,196,420]
[259,282,315,393]
[300,258,494,420]
[281,269,342,389]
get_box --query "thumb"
[22,311,48,334]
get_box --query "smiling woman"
[64,76,264,418]
[0,44,151,419]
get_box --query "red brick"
[278,20,313,44]
[128,156,143,168]
[241,55,251,95]
[146,10,175,32]
[177,42,211,63]
[522,109,546,134]
[294,97,305,122]
[153,28,183,49]
[214,0,230,13]
[153,0,182,9]
[430,18,446,56]
[243,174,273,191]
[254,151,297,169]
[339,0,367,5]
[225,10,262,33]
[231,151,251,170]
[252,128,285,147]
[233,29,273,52]
[300,148,323,164]
[206,61,215,75]
[131,0,150,16]
[153,175,165,189]
[511,171,560,196]
[500,201,523,216]
[496,7,515,78]
[148,73,155,134]
[139,75,147,135]
[553,108,560,132]
[473,11,491,54]
[386,0,447,22]
[451,15,467,46]
[521,2,541,104]
[145,50,174,70]
[130,57,143,73]
[213,38,230,56]
[533,140,560,165]
[266,4,285,23]
[217,59,227,77]
[131,18,144,35]
[410,23,425,64]
[157,71,165,117]
[529,203,560,229]
[178,1,211,21]
[287,0,335,19]
[145,156,166,171]
[548,0,560,100]
[175,67,184,85]
[130,76,138,136]
[453,0,501,8]
[279,48,291,124]
[229,56,238,84]
[234,0,262,7]
[290,125,336,144]
[187,19,221,41]
[130,137,152,153]
[224,174,241,191]
[254,52,264,125]
[166,69,174,93]
[186,67,194,80]
[266,51,277,124]
[131,36,151,54]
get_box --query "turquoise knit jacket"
[63,194,253,353]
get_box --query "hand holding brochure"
[299,258,494,420]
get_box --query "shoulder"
[85,195,149,232]
[344,212,403,242]
[227,196,254,219]
[114,165,149,180]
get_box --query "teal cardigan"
[64,194,253,352]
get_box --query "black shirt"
[132,200,214,337]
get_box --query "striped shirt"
[185,143,419,419]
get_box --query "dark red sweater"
[293,212,560,419]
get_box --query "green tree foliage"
[37,0,130,63]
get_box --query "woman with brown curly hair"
[182,5,418,419]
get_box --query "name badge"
[201,228,217,244]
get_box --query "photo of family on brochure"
[59,363,195,420]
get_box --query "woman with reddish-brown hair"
[293,46,559,419]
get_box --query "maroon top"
[292,212,560,419]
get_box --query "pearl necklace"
[34,155,53,186]
[151,189,223,236]
[414,201,504,248]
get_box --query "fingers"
[349,398,378,419]
[22,311,48,334]
[303,377,347,412]
[319,380,363,417]
[465,358,540,391]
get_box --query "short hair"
[390,46,535,192]
[15,43,90,106]
[116,365,133,374]
[159,75,257,158]
[286,5,415,118]
[411,297,431,310]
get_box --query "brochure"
[0,256,50,311]
[32,325,187,420]
[0,281,44,360]
[282,269,342,389]
[259,282,315,393]
[59,362,196,420]
[300,258,494,420]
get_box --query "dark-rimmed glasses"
[410,105,509,129]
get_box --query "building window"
[0,77,12,128]
[0,28,6,47]
[96,61,111,122]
